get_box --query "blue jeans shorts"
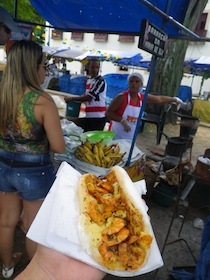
[0,149,56,201]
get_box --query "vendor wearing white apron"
[106,72,185,140]
[109,90,143,139]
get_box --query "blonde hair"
[0,40,43,130]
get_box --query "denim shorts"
[0,149,56,201]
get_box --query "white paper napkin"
[27,161,163,277]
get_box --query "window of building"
[94,33,108,42]
[51,29,63,40]
[118,35,135,42]
[71,32,84,41]
[194,13,207,37]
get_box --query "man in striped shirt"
[65,59,107,132]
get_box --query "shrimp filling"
[83,171,153,271]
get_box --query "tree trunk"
[150,0,208,123]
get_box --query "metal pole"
[126,55,157,166]
[126,0,191,166]
[14,0,18,19]
[138,0,200,39]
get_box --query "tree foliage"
[0,0,45,23]
[150,0,208,122]
[0,0,45,43]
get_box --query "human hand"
[174,97,187,110]
[64,96,71,103]
[121,118,131,132]
[15,245,106,280]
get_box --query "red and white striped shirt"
[85,75,107,118]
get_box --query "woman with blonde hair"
[0,40,65,278]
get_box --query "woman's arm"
[105,94,125,122]
[106,94,131,132]
[64,94,92,103]
[147,94,183,104]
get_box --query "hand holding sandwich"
[15,245,106,280]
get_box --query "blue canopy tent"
[114,54,143,67]
[29,0,198,39]
[25,0,205,165]
[192,56,210,70]
[192,56,210,71]
[103,73,129,107]
[113,54,151,70]
[184,57,210,74]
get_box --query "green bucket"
[66,100,81,117]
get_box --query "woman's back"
[0,40,65,154]
[0,90,49,154]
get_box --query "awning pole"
[138,0,200,39]
[126,0,201,166]
[126,55,157,166]
[14,0,18,19]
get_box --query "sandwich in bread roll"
[78,166,153,271]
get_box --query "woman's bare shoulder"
[108,92,125,111]
[113,92,125,102]
[36,91,55,105]
[40,91,54,101]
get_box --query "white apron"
[111,94,142,140]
